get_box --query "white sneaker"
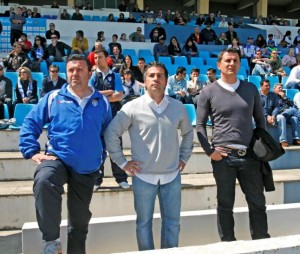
[118,182,130,189]
[42,239,62,254]
[93,184,101,191]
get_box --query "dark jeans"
[95,137,128,185]
[211,153,270,241]
[170,94,187,104]
[10,29,23,46]
[33,159,99,254]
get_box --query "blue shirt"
[260,91,279,117]
[166,74,187,96]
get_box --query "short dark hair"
[144,61,168,80]
[138,57,145,62]
[94,49,109,58]
[76,30,84,37]
[190,68,200,74]
[67,54,91,71]
[217,48,241,63]
[207,68,216,74]
[260,79,270,87]
[49,64,59,71]
[176,66,186,75]
[112,34,118,39]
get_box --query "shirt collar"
[144,91,170,106]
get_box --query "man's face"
[207,70,216,81]
[217,52,240,77]
[194,27,200,34]
[76,33,82,40]
[271,51,278,59]
[49,67,59,79]
[49,24,55,30]
[94,52,108,68]
[177,71,186,80]
[138,60,145,69]
[190,71,199,79]
[261,82,270,94]
[144,66,167,95]
[274,85,283,94]
[16,8,22,15]
[67,60,91,92]
[112,46,119,55]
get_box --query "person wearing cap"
[149,22,166,42]
[200,22,217,45]
[153,35,169,60]
[244,36,257,66]
[129,27,145,42]
[0,65,13,118]
[45,23,60,40]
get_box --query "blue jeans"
[132,172,181,251]
[277,108,300,142]
[211,154,270,241]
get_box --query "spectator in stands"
[25,9,33,18]
[45,23,60,40]
[126,13,137,23]
[255,15,264,25]
[60,9,71,20]
[9,6,26,46]
[205,13,215,25]
[20,55,111,254]
[146,13,156,24]
[267,34,277,47]
[104,61,193,252]
[182,10,189,22]
[244,36,257,65]
[268,49,287,80]
[121,69,140,105]
[174,13,186,26]
[4,42,30,72]
[96,31,105,42]
[111,45,124,73]
[137,57,147,78]
[71,7,84,21]
[4,7,14,17]
[188,26,201,45]
[206,68,217,84]
[47,35,72,65]
[51,1,59,8]
[120,55,143,83]
[117,13,125,22]
[198,48,270,242]
[32,7,41,18]
[71,30,89,57]
[200,22,217,45]
[144,5,153,13]
[31,35,49,72]
[118,0,127,12]
[14,67,38,106]
[166,66,187,103]
[218,16,228,28]
[293,29,300,45]
[254,34,267,49]
[296,19,300,27]
[87,41,113,69]
[109,34,122,54]
[74,0,84,9]
[0,66,13,118]
[281,31,292,48]
[120,33,128,42]
[21,6,27,17]
[165,9,174,23]
[282,48,297,68]
[186,68,205,108]
[89,49,129,190]
[273,83,300,147]
[224,24,238,45]
[85,2,93,10]
[156,14,167,25]
[139,14,147,23]
[150,23,167,42]
[107,13,115,22]
[150,29,160,43]
[18,33,32,53]
[285,54,300,90]
[237,17,245,28]
[168,36,182,58]
[132,4,141,12]
[195,14,205,26]
[153,35,169,60]
[182,38,198,64]
[227,37,244,58]
[40,64,66,98]
[216,10,222,17]
[215,33,229,46]
[129,27,145,42]
[251,49,271,77]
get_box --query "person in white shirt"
[218,16,228,28]
[286,54,300,90]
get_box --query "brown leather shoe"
[281,141,289,147]
[293,140,300,145]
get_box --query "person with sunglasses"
[40,64,67,98]
[47,35,72,65]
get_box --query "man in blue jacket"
[19,55,112,254]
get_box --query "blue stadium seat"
[281,75,289,87]
[122,49,136,57]
[174,56,188,66]
[198,74,209,82]
[4,72,18,100]
[283,66,291,76]
[10,104,36,129]
[58,73,67,80]
[185,65,197,76]
[198,51,210,64]
[266,75,279,90]
[131,56,138,66]
[248,75,262,90]
[241,58,250,74]
[92,16,101,21]
[238,66,247,79]
[32,72,44,99]
[138,49,153,57]
[206,58,218,67]
[143,55,155,64]
[237,75,245,80]
[40,61,48,77]
[166,64,178,76]
[158,56,172,66]
[3,104,9,119]
[52,62,67,75]
[83,15,91,21]
[190,57,204,66]
[284,89,299,101]
[183,104,196,126]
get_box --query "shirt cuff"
[119,161,128,170]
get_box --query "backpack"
[250,127,285,162]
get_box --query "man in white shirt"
[104,62,193,251]
[286,54,300,90]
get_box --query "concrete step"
[1,170,300,229]
[22,203,300,254]
[0,230,22,254]
[0,145,300,181]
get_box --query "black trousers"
[10,29,22,46]
[33,159,99,254]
